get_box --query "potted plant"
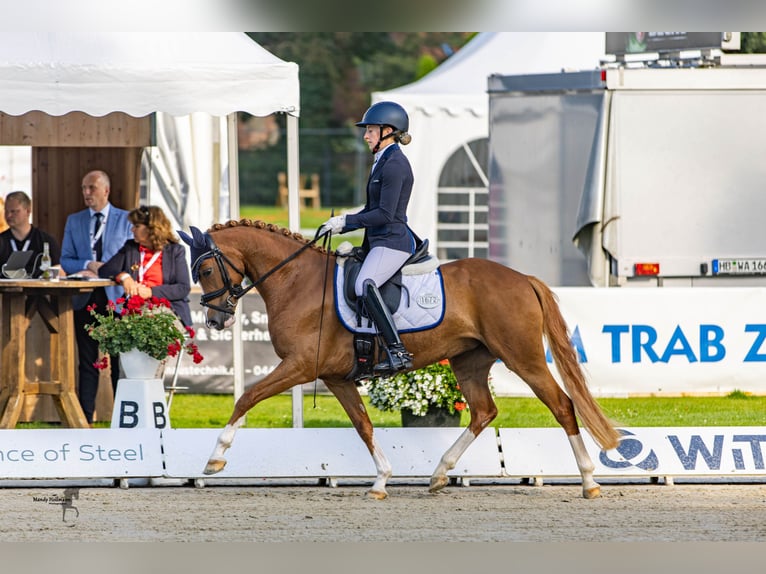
[86,295,203,378]
[364,359,469,427]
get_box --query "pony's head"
[178,225,245,330]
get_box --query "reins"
[312,228,334,406]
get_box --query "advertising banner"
[0,429,163,479]
[501,427,766,478]
[492,287,766,396]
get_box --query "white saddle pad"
[333,259,445,335]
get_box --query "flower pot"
[401,405,462,427]
[119,348,165,380]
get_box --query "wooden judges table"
[0,277,114,429]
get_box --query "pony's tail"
[527,276,620,451]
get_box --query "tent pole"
[227,112,246,425]
[286,113,304,428]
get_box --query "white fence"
[2,427,764,485]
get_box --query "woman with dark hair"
[98,205,192,328]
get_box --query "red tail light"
[635,263,660,276]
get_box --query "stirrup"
[373,345,413,376]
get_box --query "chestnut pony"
[180,220,620,499]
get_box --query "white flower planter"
[119,348,165,380]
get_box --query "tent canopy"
[373,32,605,255]
[0,32,300,232]
[0,32,299,118]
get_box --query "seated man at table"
[0,191,61,278]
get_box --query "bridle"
[192,230,329,316]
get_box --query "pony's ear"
[179,226,212,279]
[177,229,193,247]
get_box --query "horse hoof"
[203,458,227,475]
[367,489,388,500]
[583,485,601,499]
[428,476,449,493]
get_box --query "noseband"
[191,237,252,315]
[192,231,329,316]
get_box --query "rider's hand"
[318,214,346,236]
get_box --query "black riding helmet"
[356,101,411,153]
[356,101,409,132]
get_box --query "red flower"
[454,401,467,411]
[93,356,109,370]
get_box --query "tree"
[741,32,766,53]
[240,33,475,206]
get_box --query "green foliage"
[240,33,475,206]
[740,32,766,53]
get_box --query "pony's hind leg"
[324,378,392,499]
[429,349,497,493]
[514,361,601,499]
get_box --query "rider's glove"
[318,214,346,236]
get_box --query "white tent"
[0,32,298,117]
[373,32,606,257]
[0,31,300,231]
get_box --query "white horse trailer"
[488,56,766,288]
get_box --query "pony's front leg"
[203,418,244,475]
[368,438,393,499]
[323,378,391,499]
[568,433,601,499]
[429,428,477,493]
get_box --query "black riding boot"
[362,279,413,376]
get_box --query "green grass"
[15,387,766,431]
[236,205,361,250]
[237,205,338,230]
[76,392,765,429]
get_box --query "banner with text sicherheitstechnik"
[178,290,280,394]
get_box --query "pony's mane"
[208,219,329,253]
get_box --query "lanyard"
[11,238,31,252]
[91,214,106,252]
[138,250,161,283]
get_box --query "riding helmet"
[356,101,409,133]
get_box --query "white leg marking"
[204,419,243,474]
[368,438,392,499]
[430,428,477,492]
[568,433,600,499]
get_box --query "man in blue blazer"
[61,170,133,424]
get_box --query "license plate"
[712,258,766,275]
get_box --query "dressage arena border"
[0,426,764,488]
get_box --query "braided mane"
[208,219,329,253]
